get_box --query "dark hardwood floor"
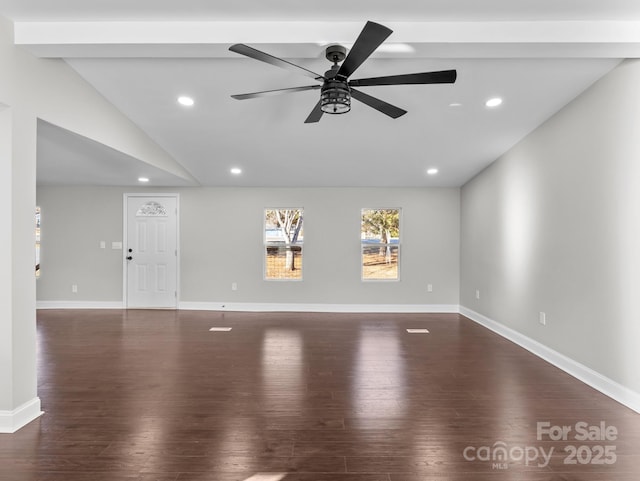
[1,310,639,480]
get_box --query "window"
[264,208,303,280]
[35,206,41,278]
[361,208,400,280]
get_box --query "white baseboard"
[37,301,124,309]
[460,306,640,414]
[179,302,460,313]
[0,397,43,433]
[37,301,459,314]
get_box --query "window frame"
[263,207,304,281]
[360,207,401,282]
[35,206,41,279]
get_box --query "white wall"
[0,12,195,431]
[0,17,40,427]
[0,105,13,412]
[36,186,460,308]
[36,186,125,302]
[460,59,640,395]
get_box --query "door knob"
[126,256,133,261]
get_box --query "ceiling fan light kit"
[321,69,351,114]
[229,21,457,123]
[320,78,351,114]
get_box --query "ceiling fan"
[229,21,457,123]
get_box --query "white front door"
[125,195,178,308]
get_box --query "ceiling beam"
[13,20,640,58]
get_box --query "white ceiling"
[3,1,639,187]
[4,1,640,22]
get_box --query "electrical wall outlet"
[71,284,78,293]
[475,289,480,300]
[231,282,238,291]
[427,283,433,292]
[539,312,546,326]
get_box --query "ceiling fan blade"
[336,21,392,80]
[231,85,321,100]
[304,100,324,123]
[350,70,458,87]
[350,88,407,119]
[229,44,325,81]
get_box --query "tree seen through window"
[361,208,400,280]
[264,208,303,280]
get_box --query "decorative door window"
[136,201,168,217]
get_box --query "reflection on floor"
[1,309,639,480]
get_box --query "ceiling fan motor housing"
[325,44,347,63]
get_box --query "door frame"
[123,193,181,309]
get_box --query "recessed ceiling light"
[178,96,194,107]
[485,97,503,108]
[230,167,242,175]
[374,43,415,53]
[138,177,150,183]
[449,102,462,107]
[427,168,438,175]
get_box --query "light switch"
[100,241,106,249]
[111,241,123,250]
